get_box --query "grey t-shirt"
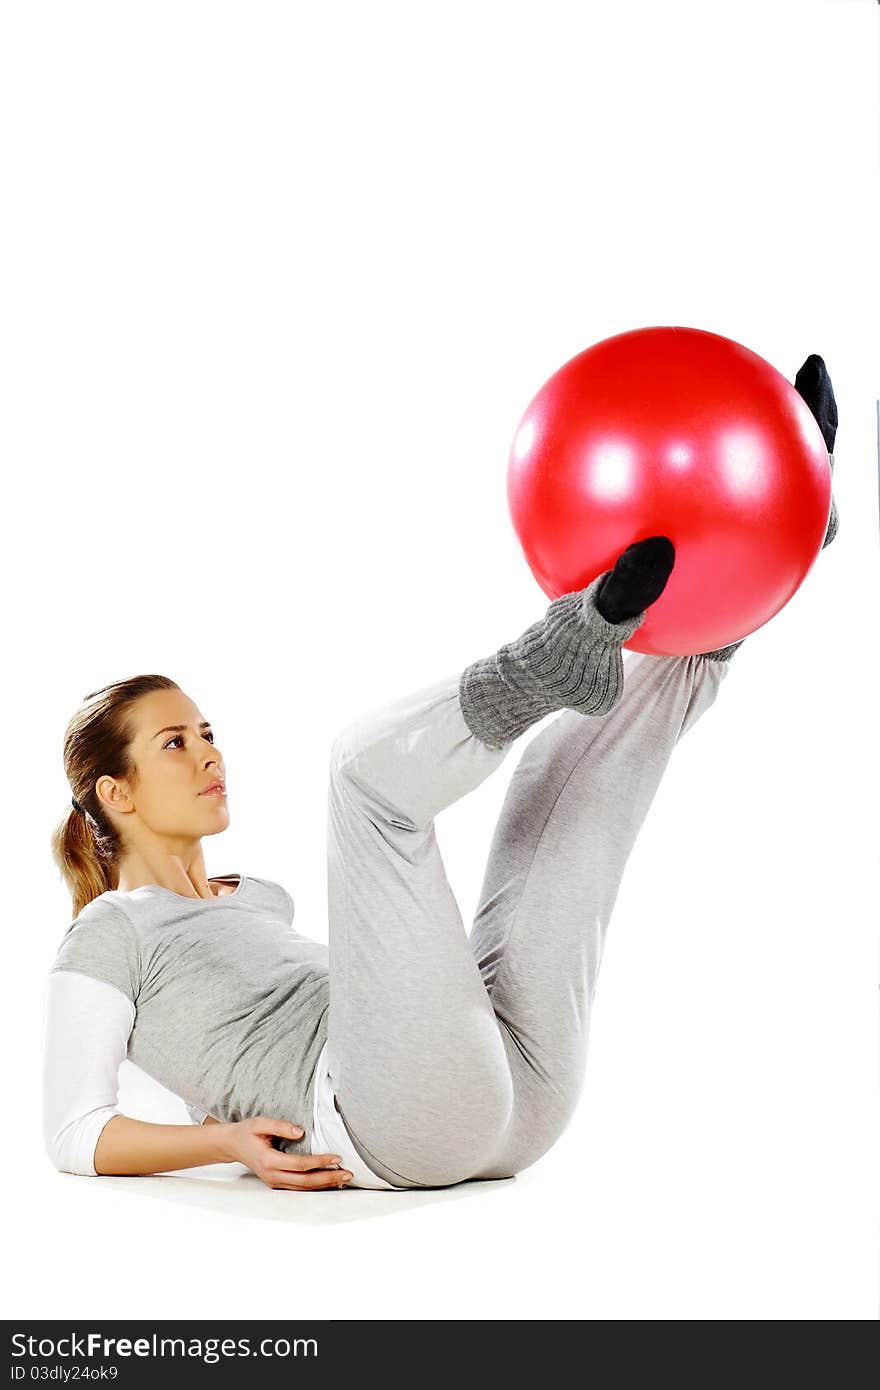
[49,875,329,1156]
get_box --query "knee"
[329,730,413,829]
[328,735,375,820]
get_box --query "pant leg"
[326,651,732,1189]
[326,673,518,1189]
[466,649,733,1181]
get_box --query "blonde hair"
[51,675,180,918]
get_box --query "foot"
[794,353,837,453]
[794,353,839,549]
[458,566,653,750]
[594,535,676,624]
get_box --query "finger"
[268,1152,345,1174]
[270,1170,354,1191]
[250,1117,306,1141]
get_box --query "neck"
[115,846,216,900]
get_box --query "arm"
[94,1112,233,1175]
[42,971,349,1187]
[42,971,233,1175]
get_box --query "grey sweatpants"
[325,647,733,1189]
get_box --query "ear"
[95,775,136,817]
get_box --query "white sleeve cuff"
[52,1107,123,1177]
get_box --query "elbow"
[42,1133,64,1173]
[43,1108,120,1178]
[43,1130,94,1177]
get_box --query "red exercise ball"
[507,326,832,657]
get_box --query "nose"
[204,744,224,775]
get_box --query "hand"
[220,1115,353,1190]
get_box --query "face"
[97,687,229,843]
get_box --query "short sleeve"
[41,971,135,1176]
[50,898,141,1004]
[267,880,294,923]
[279,883,295,923]
[252,877,295,924]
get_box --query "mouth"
[200,781,227,797]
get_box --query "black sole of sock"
[595,535,676,623]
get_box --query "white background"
[1,0,878,1321]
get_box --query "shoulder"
[59,893,136,946]
[51,893,142,1003]
[244,876,295,923]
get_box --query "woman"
[42,355,839,1193]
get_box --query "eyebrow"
[152,721,213,741]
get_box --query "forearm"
[93,1113,234,1175]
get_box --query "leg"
[326,673,518,1189]
[324,553,714,1189]
[325,568,651,1188]
[466,648,734,1180]
[324,562,662,1188]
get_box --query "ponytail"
[52,674,179,918]
[51,801,117,921]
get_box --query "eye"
[163,731,215,749]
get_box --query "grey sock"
[699,639,745,662]
[459,573,646,749]
[822,451,838,548]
